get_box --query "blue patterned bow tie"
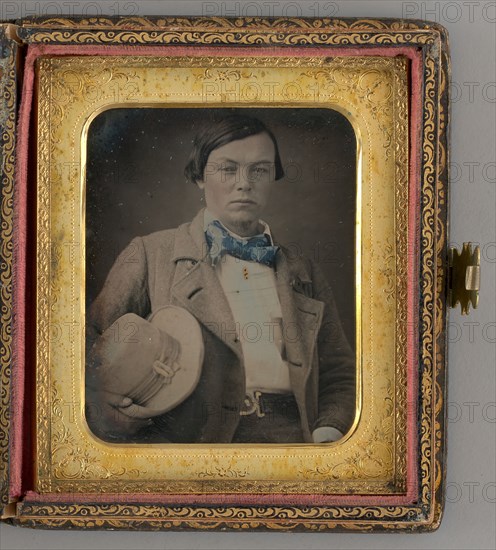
[205,220,279,267]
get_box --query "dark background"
[86,107,356,347]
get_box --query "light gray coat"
[87,209,356,443]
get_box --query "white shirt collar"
[203,208,274,245]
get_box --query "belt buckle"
[240,391,265,418]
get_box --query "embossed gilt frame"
[0,17,449,531]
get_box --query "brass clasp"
[448,243,480,315]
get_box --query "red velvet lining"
[10,43,423,506]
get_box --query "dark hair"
[184,112,284,184]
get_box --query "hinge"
[3,24,22,44]
[1,501,18,520]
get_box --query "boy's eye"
[249,165,270,177]
[220,164,237,173]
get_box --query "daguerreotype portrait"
[32,52,409,495]
[85,108,357,445]
[0,16,452,532]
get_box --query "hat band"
[127,330,181,406]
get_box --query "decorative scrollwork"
[35,53,408,498]
[0,35,17,506]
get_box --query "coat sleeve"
[86,237,151,350]
[310,259,356,434]
[85,237,154,441]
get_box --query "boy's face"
[197,132,276,236]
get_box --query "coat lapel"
[274,246,325,396]
[170,209,242,360]
[169,209,325,384]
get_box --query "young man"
[86,113,356,444]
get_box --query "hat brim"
[143,305,204,415]
[90,306,204,417]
